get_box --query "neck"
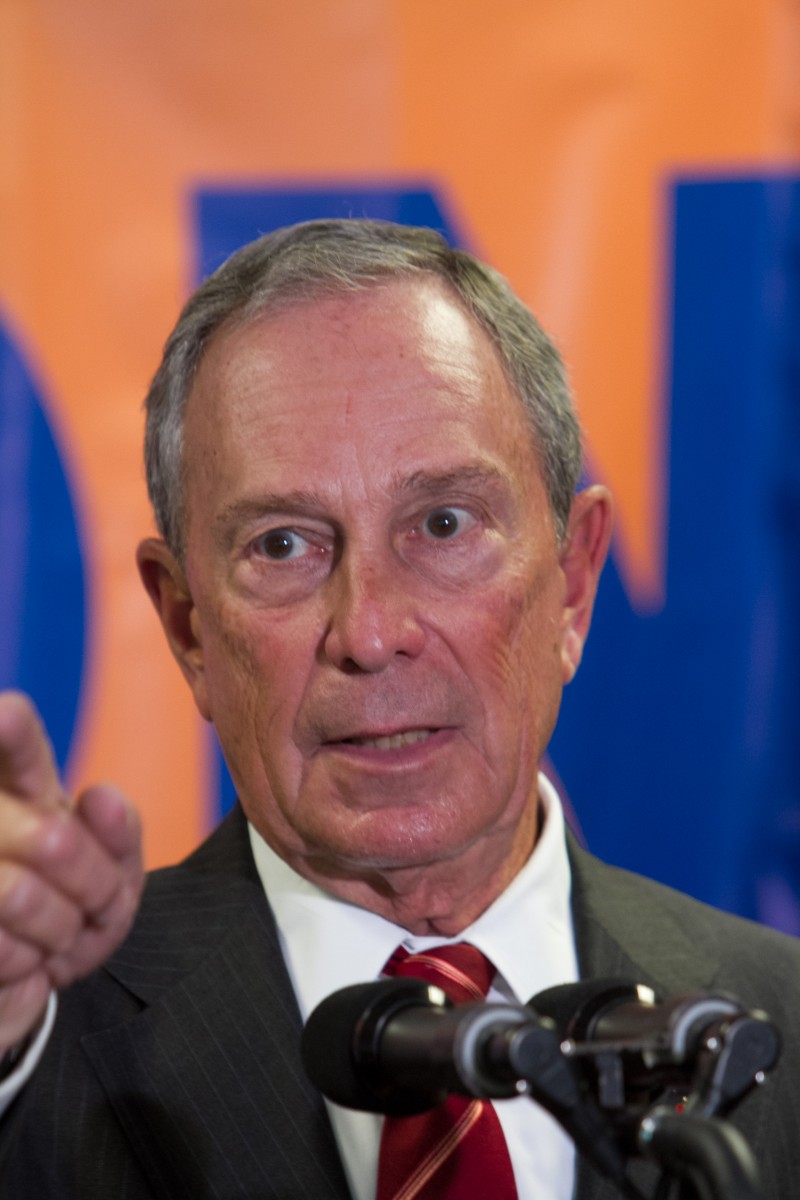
[291,802,542,936]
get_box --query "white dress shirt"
[0,991,56,1119]
[250,773,579,1200]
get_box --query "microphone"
[528,978,781,1116]
[301,976,631,1182]
[302,976,778,1198]
[301,976,538,1115]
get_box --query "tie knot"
[383,942,495,1004]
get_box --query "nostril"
[340,656,369,676]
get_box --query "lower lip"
[321,728,454,767]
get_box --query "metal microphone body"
[529,978,780,1116]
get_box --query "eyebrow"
[397,464,512,498]
[213,490,325,546]
[212,463,514,546]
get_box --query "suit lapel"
[567,834,719,993]
[80,809,351,1200]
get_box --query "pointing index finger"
[0,692,65,808]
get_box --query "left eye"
[422,507,475,539]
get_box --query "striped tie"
[376,943,519,1200]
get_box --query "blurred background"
[2,0,799,929]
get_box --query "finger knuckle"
[35,813,81,869]
[0,929,43,979]
[0,864,37,921]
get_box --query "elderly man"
[0,220,798,1199]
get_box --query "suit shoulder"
[138,803,259,907]
[570,840,800,1006]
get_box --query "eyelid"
[429,503,477,520]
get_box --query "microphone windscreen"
[301,979,444,1115]
[302,981,391,1111]
[528,978,645,1039]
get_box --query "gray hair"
[144,218,582,557]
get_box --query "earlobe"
[136,538,211,720]
[558,485,613,683]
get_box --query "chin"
[308,808,489,875]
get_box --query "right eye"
[253,529,311,560]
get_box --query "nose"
[322,549,426,673]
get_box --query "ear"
[558,485,613,684]
[136,538,212,721]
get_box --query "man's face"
[150,277,603,904]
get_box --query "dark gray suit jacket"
[2,804,799,1198]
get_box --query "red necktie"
[376,943,519,1200]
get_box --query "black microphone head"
[301,978,449,1116]
[528,978,656,1040]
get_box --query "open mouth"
[341,728,435,751]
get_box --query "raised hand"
[0,692,144,1053]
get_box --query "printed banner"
[1,1,799,929]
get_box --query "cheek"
[193,603,281,755]
[451,569,564,772]
[202,601,257,694]
[511,589,563,678]
[469,570,562,691]
[200,627,260,760]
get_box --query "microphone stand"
[641,1110,761,1200]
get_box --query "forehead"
[182,276,543,513]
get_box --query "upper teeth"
[351,729,433,750]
